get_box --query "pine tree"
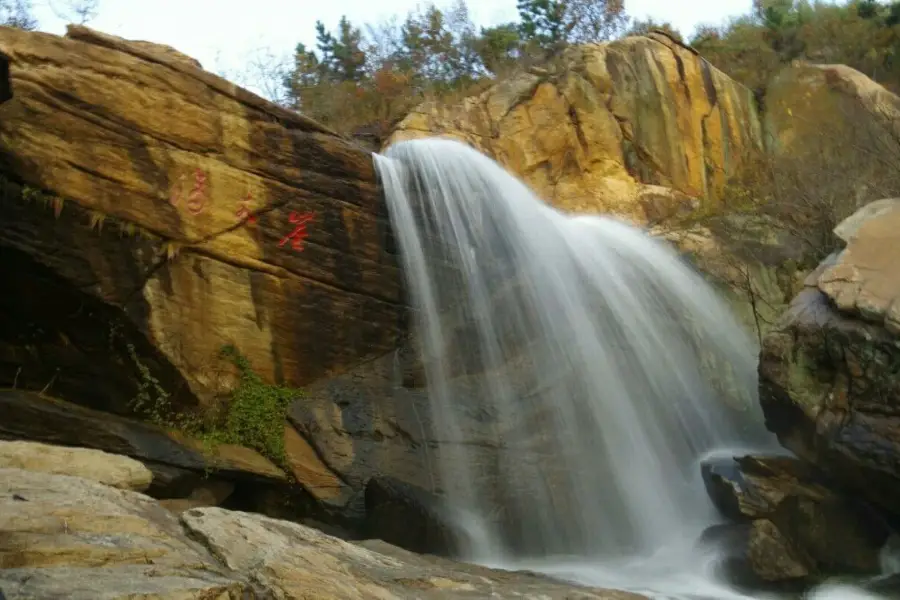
[333,16,367,82]
[517,0,567,50]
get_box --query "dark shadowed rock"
[0,389,299,518]
[700,454,892,584]
[364,475,461,556]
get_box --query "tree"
[1,0,37,29]
[49,0,99,25]
[284,42,323,110]
[517,0,568,52]
[517,0,627,57]
[332,16,367,82]
[475,23,523,75]
[564,0,628,43]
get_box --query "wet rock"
[697,523,758,588]
[0,439,152,491]
[701,455,892,583]
[364,475,461,556]
[286,345,503,519]
[747,519,814,581]
[286,340,580,549]
[758,199,900,516]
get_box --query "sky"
[29,0,752,96]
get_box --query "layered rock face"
[759,199,900,515]
[0,25,404,415]
[388,32,762,223]
[0,440,646,600]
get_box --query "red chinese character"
[278,211,314,251]
[186,169,208,216]
[235,192,257,224]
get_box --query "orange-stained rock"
[387,33,762,222]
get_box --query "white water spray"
[372,138,886,599]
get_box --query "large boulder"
[0,25,404,418]
[701,455,891,585]
[0,464,646,600]
[0,439,152,491]
[759,198,900,516]
[388,32,762,222]
[765,61,900,164]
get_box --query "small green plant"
[215,344,300,467]
[125,341,173,427]
[109,323,298,469]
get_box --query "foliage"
[115,325,298,468]
[691,0,900,95]
[282,0,629,136]
[214,344,298,466]
[0,0,37,29]
[48,0,99,25]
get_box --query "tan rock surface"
[0,25,403,415]
[765,61,900,158]
[0,467,251,598]
[387,33,762,222]
[0,439,153,491]
[0,464,645,600]
[816,198,900,331]
[181,506,646,599]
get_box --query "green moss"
[210,345,299,467]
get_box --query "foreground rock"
[701,455,891,585]
[388,32,761,222]
[0,389,297,518]
[759,199,900,516]
[0,439,152,491]
[0,25,404,416]
[0,465,645,599]
[0,467,248,598]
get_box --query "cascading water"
[372,138,886,600]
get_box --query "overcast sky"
[29,0,751,95]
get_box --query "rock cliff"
[0,25,404,416]
[388,32,762,223]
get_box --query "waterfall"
[373,138,780,598]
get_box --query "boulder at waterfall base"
[701,455,891,585]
